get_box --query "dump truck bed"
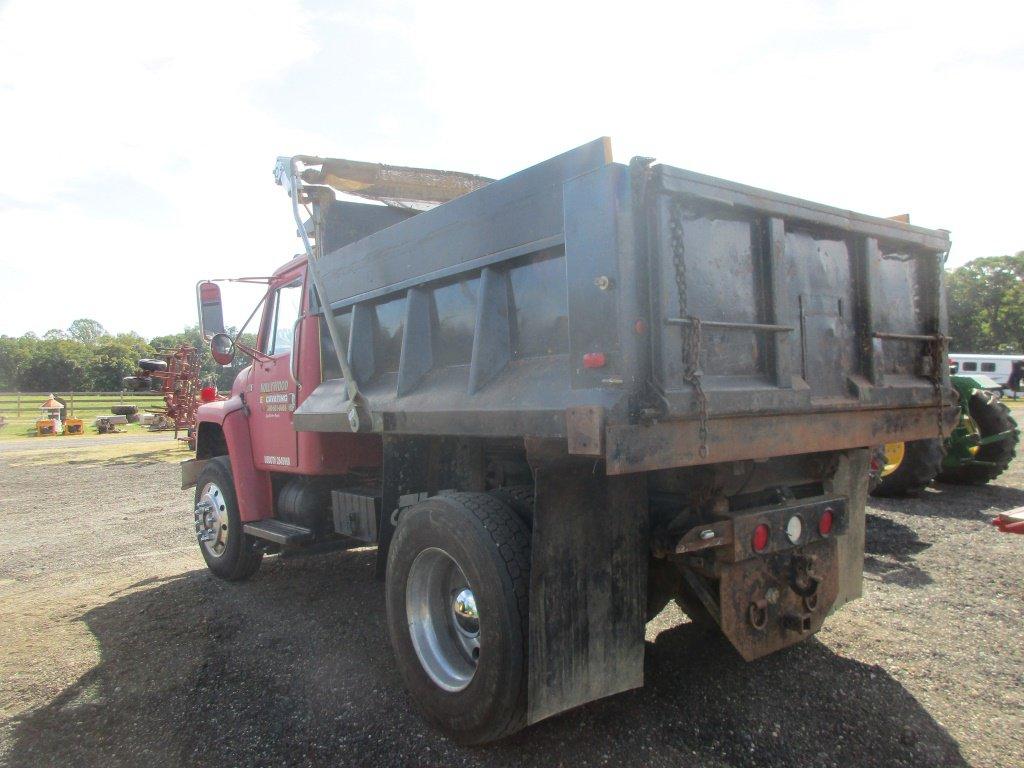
[295,138,955,471]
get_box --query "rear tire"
[138,358,168,372]
[870,438,945,497]
[194,456,263,581]
[488,485,534,526]
[385,492,530,744]
[936,391,1018,485]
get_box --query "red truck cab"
[188,258,381,527]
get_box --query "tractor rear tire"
[936,391,1018,486]
[870,438,945,497]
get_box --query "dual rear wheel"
[385,492,532,745]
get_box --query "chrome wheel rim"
[406,547,480,692]
[195,481,229,558]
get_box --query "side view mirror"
[197,281,226,340]
[210,333,236,366]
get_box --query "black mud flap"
[526,454,648,724]
[718,538,839,661]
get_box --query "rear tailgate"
[646,163,951,425]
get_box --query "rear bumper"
[677,495,849,661]
[604,404,958,474]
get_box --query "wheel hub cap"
[406,548,480,692]
[452,588,479,635]
[880,442,905,477]
[195,482,229,558]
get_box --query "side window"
[261,280,303,355]
[962,361,977,372]
[981,362,996,372]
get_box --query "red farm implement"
[123,345,215,449]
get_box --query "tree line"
[946,252,1024,354]
[0,320,254,392]
[0,251,1020,391]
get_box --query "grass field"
[0,392,170,441]
[3,390,1023,443]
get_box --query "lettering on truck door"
[249,274,303,469]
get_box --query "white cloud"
[0,0,324,336]
[1,0,1022,338]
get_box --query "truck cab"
[197,260,379,466]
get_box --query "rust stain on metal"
[718,539,839,661]
[605,405,959,475]
[306,158,492,210]
[675,519,734,554]
[565,406,605,457]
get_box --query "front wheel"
[193,456,263,580]
[385,492,531,744]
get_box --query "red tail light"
[819,508,834,536]
[200,386,218,403]
[752,523,770,553]
[583,352,606,369]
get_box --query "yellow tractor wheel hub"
[881,442,905,477]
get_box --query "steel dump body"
[185,139,958,738]
[295,138,954,465]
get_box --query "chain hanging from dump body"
[930,332,949,439]
[668,201,710,458]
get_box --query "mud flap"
[526,454,648,724]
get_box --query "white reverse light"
[785,515,803,544]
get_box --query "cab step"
[243,519,315,546]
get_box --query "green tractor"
[871,374,1019,496]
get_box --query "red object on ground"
[992,507,1024,534]
[200,386,218,403]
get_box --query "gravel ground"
[0,435,1021,768]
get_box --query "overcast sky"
[1,0,1021,338]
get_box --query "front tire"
[194,456,263,581]
[385,493,531,744]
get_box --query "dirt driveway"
[0,435,1021,767]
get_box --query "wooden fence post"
[70,392,75,418]
[16,392,21,417]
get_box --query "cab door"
[249,271,304,470]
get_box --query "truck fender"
[184,396,273,523]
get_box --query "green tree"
[86,335,155,390]
[68,318,107,345]
[947,252,1024,353]
[0,335,38,390]
[17,339,92,391]
[150,325,255,391]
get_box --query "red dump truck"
[182,138,955,743]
